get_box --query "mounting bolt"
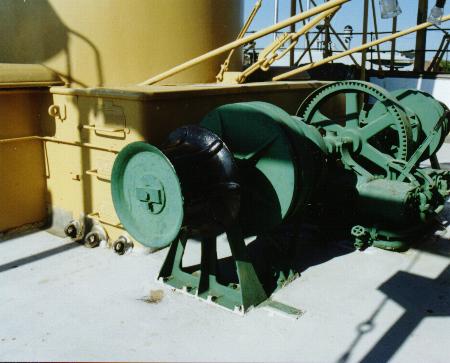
[84,231,101,248]
[113,236,133,255]
[64,220,83,241]
[84,223,107,248]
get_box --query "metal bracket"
[48,104,67,121]
[82,124,130,135]
[85,169,111,182]
[87,212,123,228]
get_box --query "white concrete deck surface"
[1,147,450,362]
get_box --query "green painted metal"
[297,80,413,177]
[200,102,297,234]
[111,81,450,312]
[111,142,184,249]
[296,80,449,252]
[159,226,268,313]
[350,164,450,251]
[355,178,416,224]
[351,225,415,252]
[392,89,448,161]
[152,101,325,312]
[201,101,326,233]
[259,299,304,318]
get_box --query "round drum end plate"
[111,142,183,249]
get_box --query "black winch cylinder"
[160,125,240,233]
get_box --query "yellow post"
[216,0,263,82]
[139,0,351,86]
[234,6,340,83]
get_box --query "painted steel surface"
[0,0,242,86]
[109,81,450,312]
[43,81,328,246]
[0,66,61,233]
[201,102,298,234]
[111,142,183,249]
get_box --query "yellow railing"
[274,14,450,81]
[138,0,350,86]
[138,0,450,86]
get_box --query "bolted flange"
[84,231,101,248]
[113,236,133,255]
[64,219,84,241]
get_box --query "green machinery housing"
[111,81,450,312]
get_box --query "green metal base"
[158,221,301,312]
[371,239,411,252]
[158,223,269,313]
[351,222,440,252]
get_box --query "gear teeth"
[296,80,412,162]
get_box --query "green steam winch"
[111,81,450,312]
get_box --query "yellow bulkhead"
[0,0,243,86]
[0,0,330,247]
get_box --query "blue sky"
[243,0,449,61]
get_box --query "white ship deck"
[1,147,450,362]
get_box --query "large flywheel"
[296,80,414,176]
